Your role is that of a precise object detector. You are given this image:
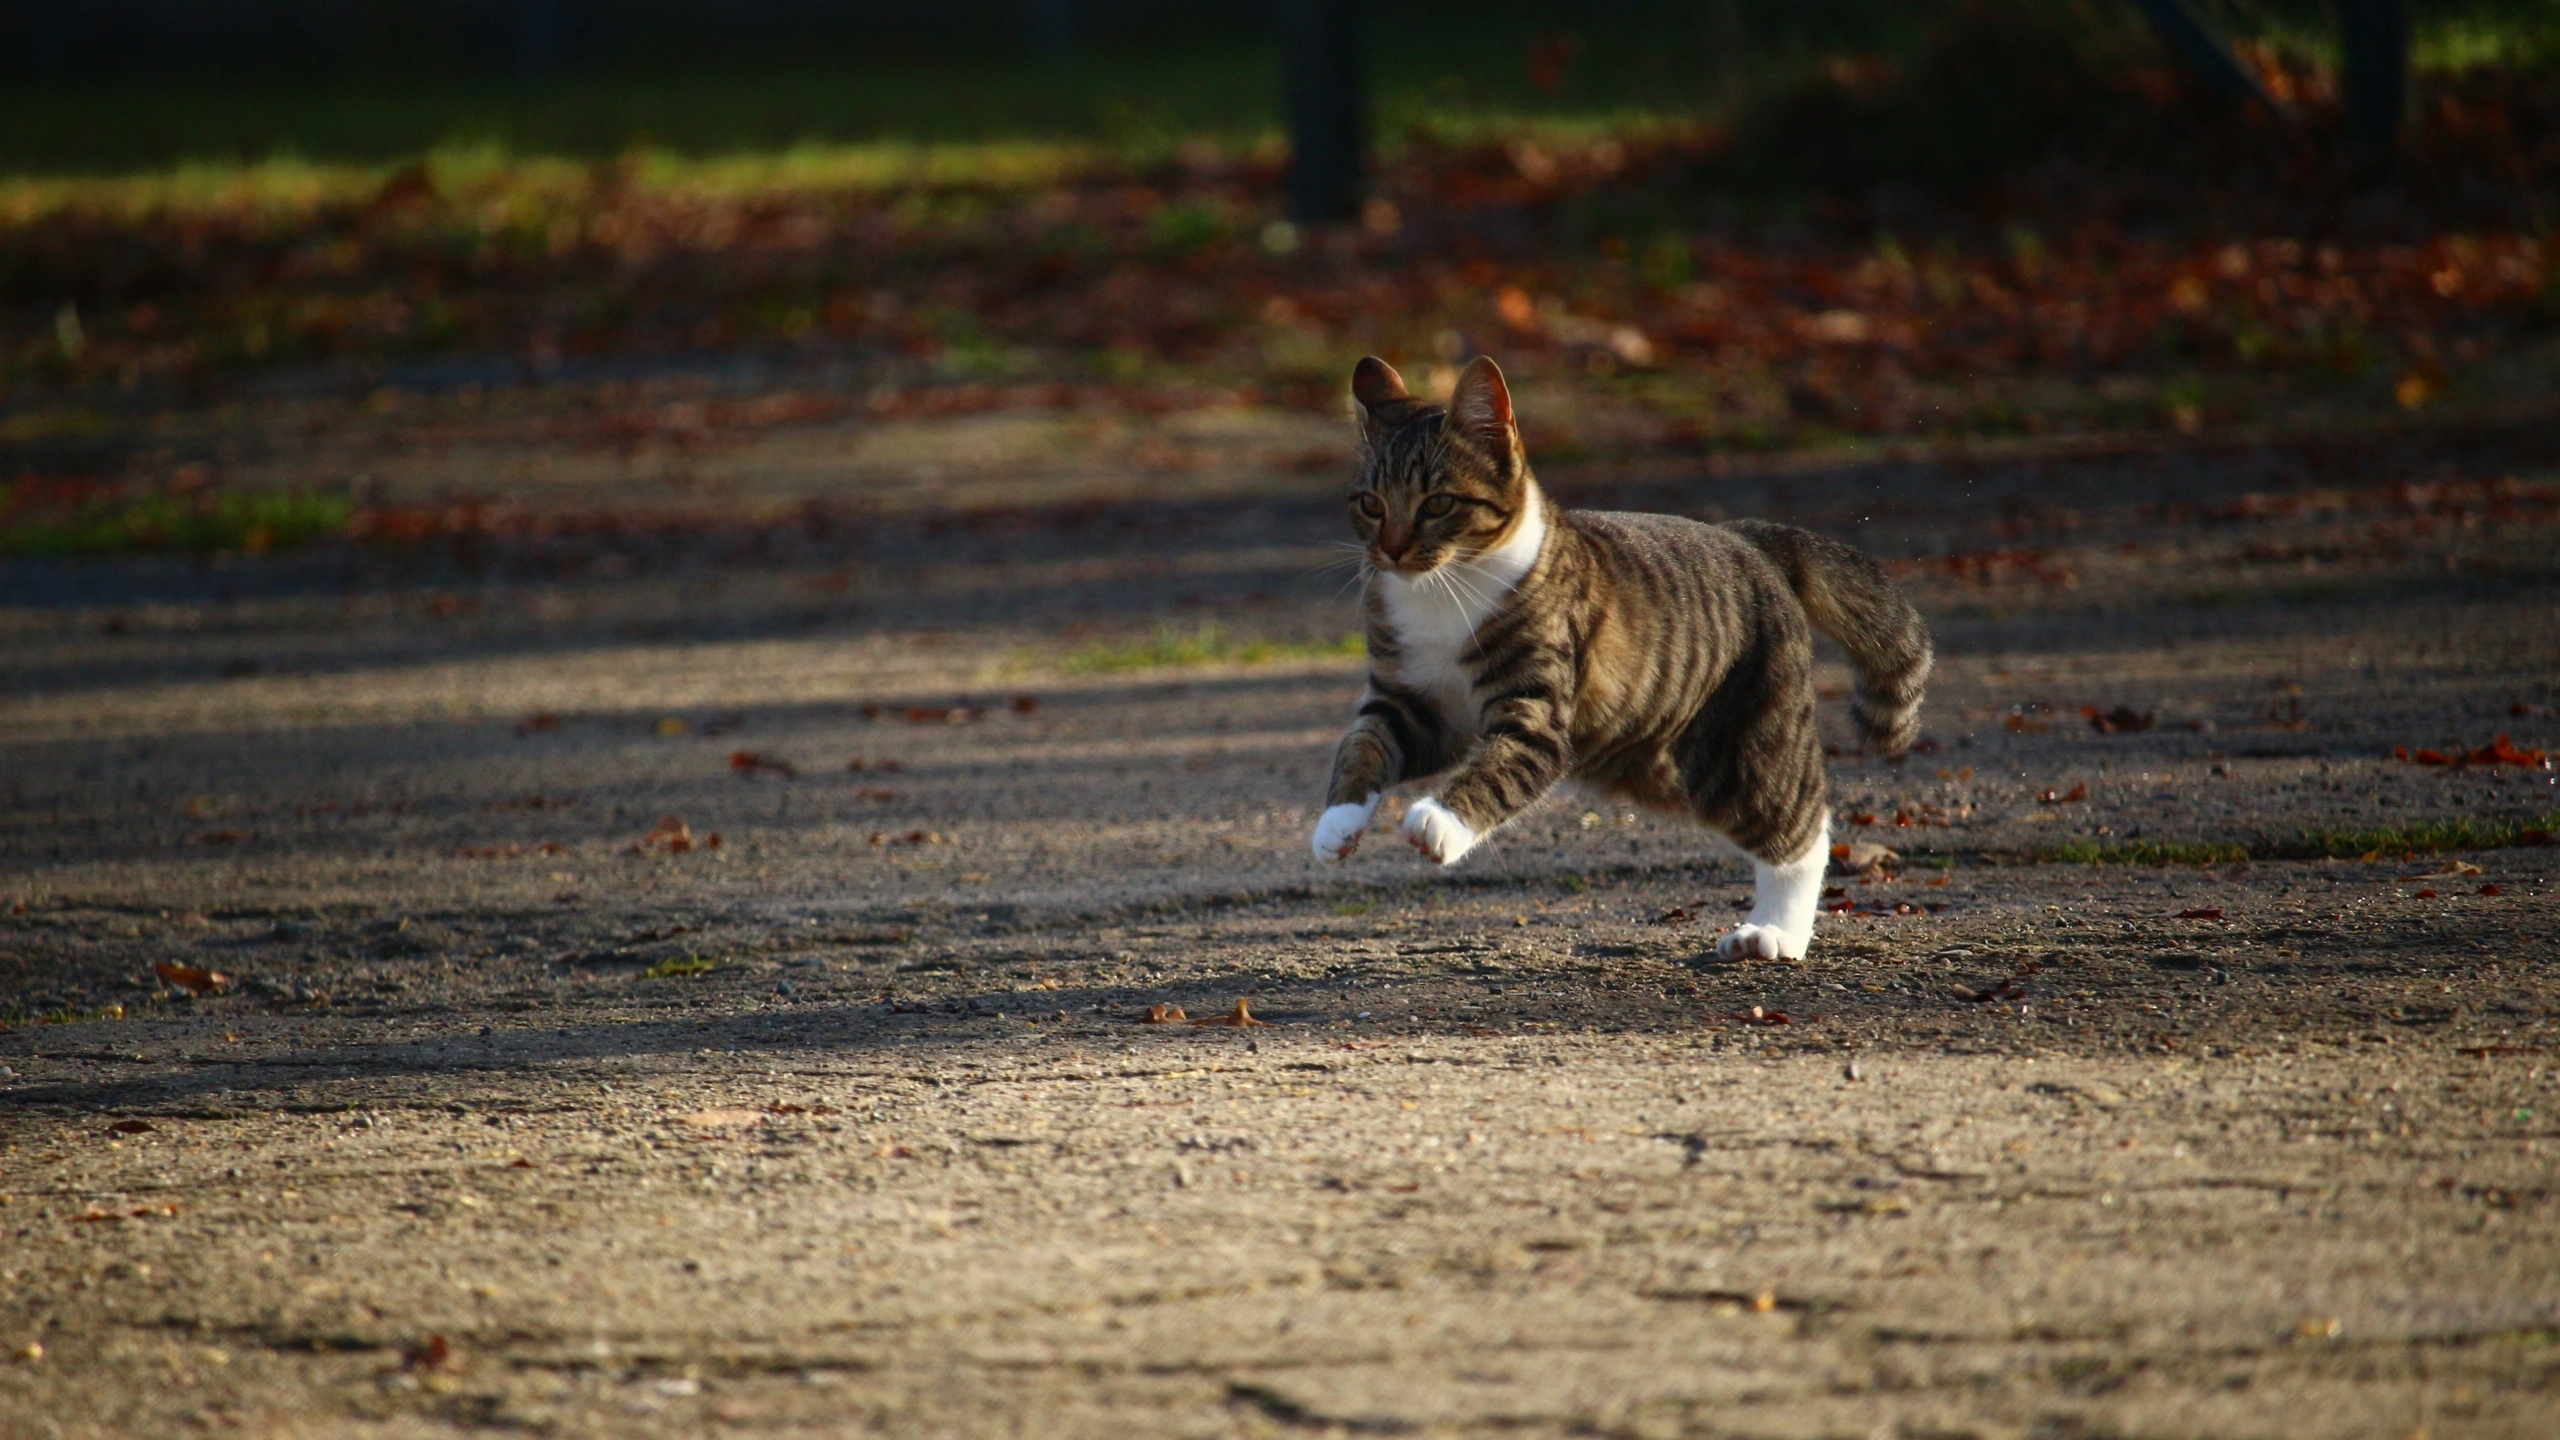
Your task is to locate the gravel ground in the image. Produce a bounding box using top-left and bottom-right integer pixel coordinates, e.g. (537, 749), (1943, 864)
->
(4, 384), (2558, 1437)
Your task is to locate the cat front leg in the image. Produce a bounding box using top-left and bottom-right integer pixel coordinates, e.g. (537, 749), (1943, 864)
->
(1406, 692), (1570, 867)
(1314, 689), (1446, 863)
(1313, 794), (1379, 863)
(1399, 796), (1479, 865)
(1716, 814), (1830, 961)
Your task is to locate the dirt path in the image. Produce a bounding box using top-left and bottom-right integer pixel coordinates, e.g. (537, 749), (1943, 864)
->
(4, 386), (2558, 1437)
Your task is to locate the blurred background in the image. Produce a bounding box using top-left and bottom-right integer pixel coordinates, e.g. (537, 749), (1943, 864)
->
(1, 0), (2555, 584)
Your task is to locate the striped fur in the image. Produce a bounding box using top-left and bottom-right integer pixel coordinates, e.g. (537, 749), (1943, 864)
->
(1319, 356), (1932, 953)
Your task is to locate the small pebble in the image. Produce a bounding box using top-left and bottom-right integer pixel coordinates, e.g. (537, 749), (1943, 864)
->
(1843, 1061), (1865, 1082)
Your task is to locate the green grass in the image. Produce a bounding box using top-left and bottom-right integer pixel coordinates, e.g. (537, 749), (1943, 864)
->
(0, 490), (352, 559)
(2042, 840), (2255, 866)
(2272, 812), (2560, 861)
(2, 1), (2555, 180)
(2040, 812), (2560, 866)
(0, 53), (1281, 178)
(639, 956), (718, 979)
(1059, 624), (1363, 675)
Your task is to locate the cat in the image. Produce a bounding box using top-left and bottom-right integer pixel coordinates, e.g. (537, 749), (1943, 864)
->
(1311, 355), (1931, 960)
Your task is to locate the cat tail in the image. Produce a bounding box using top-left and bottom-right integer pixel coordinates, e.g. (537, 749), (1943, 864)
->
(1725, 519), (1933, 756)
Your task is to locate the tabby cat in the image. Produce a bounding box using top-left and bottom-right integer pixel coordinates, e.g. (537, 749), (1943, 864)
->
(1311, 356), (1931, 960)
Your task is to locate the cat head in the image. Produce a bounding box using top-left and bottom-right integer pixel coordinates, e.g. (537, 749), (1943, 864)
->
(1344, 355), (1529, 576)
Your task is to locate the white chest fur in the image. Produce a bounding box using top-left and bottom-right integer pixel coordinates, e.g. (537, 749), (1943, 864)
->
(1375, 487), (1546, 736)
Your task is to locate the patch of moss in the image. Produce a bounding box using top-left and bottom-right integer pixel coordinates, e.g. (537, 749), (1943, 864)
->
(1, 489), (350, 558)
(1060, 624), (1362, 674)
(2042, 839), (2253, 866)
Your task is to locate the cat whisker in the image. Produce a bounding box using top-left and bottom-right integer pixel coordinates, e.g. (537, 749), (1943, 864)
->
(1423, 565), (1469, 615)
(1435, 561), (1499, 615)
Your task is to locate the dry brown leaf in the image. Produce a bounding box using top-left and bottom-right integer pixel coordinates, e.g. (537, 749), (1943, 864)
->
(153, 962), (227, 993)
(1189, 999), (1270, 1028)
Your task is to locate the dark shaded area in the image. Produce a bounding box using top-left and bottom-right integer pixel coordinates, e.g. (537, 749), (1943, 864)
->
(1692, 3), (2545, 234)
(7, 841), (2551, 1122)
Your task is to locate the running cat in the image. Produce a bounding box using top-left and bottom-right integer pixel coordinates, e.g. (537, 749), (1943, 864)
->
(1311, 355), (1931, 960)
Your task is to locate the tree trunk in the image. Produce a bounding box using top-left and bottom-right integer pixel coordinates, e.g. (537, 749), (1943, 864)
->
(2127, 0), (2273, 107)
(1283, 0), (1366, 225)
(2338, 0), (2409, 157)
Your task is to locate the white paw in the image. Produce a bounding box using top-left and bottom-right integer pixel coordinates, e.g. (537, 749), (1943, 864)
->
(1715, 923), (1806, 961)
(1312, 797), (1379, 863)
(1401, 797), (1480, 867)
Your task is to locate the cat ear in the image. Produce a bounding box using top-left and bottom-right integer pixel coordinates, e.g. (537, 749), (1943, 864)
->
(1351, 356), (1411, 415)
(1447, 356), (1517, 459)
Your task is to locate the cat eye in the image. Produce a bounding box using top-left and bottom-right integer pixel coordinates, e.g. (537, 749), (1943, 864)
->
(1419, 495), (1457, 518)
(1352, 494), (1384, 519)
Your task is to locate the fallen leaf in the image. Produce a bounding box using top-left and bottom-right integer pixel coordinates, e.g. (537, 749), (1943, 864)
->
(153, 962), (228, 993)
(1834, 840), (1897, 870)
(1008, 694), (1040, 714)
(104, 1119), (155, 1135)
(2414, 888), (2438, 899)
(2397, 735), (2547, 769)
(2174, 907), (2223, 919)
(403, 1335), (452, 1371)
(2004, 714), (2050, 733)
(2038, 783), (2088, 804)
(1189, 999), (1271, 1028)
(728, 749), (798, 778)
(1141, 1003), (1189, 1024)
(2480, 884), (2502, 896)
(633, 815), (696, 853)
(2082, 705), (2156, 734)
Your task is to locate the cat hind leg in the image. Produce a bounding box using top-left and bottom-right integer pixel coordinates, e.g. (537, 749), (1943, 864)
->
(1715, 813), (1829, 961)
